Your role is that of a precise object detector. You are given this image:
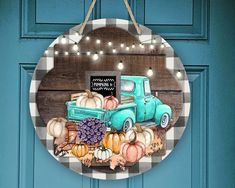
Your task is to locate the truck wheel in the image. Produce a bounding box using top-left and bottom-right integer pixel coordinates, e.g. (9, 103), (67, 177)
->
(160, 113), (170, 128)
(123, 118), (133, 132)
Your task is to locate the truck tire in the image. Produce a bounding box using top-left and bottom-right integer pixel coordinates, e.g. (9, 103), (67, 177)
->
(110, 109), (136, 131)
(123, 118), (133, 132)
(160, 113), (170, 128)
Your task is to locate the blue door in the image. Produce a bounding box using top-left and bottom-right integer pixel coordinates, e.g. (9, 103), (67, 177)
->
(1, 0), (235, 188)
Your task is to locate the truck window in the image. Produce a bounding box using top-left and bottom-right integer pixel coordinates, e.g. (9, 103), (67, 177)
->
(144, 79), (151, 95)
(121, 80), (135, 92)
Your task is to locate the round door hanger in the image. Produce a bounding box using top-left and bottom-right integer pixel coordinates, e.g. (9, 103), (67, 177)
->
(29, 19), (190, 180)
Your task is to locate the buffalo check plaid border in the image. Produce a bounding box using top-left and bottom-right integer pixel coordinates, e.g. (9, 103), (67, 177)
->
(29, 19), (190, 180)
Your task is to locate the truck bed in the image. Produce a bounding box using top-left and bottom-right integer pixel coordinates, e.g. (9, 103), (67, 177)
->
(66, 101), (136, 122)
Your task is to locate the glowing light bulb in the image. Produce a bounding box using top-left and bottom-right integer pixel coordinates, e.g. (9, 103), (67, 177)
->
(117, 61), (124, 70)
(44, 50), (48, 55)
(92, 53), (99, 61)
(153, 38), (157, 43)
(86, 36), (90, 41)
(73, 43), (79, 51)
(61, 36), (66, 44)
(120, 43), (125, 48)
(54, 51), (58, 55)
(126, 46), (130, 51)
(160, 43), (165, 49)
(86, 51), (91, 56)
(132, 44), (135, 48)
(108, 42), (112, 46)
(176, 70), (182, 78)
(96, 39), (101, 44)
(64, 51), (69, 56)
(149, 44), (154, 49)
(75, 32), (79, 36)
(77, 51), (80, 56)
(99, 50), (104, 55)
(139, 43), (144, 49)
(147, 67), (153, 77)
(112, 49), (117, 53)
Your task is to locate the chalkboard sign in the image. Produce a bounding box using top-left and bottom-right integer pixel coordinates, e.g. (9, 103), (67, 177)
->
(86, 71), (121, 101)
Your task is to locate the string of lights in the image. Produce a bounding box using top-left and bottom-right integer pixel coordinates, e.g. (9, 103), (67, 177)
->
(44, 35), (183, 78)
(54, 35), (167, 57)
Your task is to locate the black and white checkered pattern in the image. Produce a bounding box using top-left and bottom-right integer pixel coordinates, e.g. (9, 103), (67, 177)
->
(29, 19), (190, 180)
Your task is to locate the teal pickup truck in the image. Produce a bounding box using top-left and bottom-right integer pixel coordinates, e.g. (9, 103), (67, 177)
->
(66, 76), (172, 131)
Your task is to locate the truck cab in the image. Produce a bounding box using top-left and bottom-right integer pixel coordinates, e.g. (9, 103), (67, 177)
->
(121, 76), (172, 128)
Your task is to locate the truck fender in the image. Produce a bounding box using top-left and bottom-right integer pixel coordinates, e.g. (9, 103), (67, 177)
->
(154, 104), (172, 125)
(110, 109), (136, 131)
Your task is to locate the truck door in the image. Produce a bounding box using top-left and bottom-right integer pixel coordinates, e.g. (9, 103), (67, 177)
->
(143, 79), (156, 121)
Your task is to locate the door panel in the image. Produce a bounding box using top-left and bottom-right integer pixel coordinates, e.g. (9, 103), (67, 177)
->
(1, 0), (235, 188)
(20, 0), (208, 39)
(36, 0), (86, 24)
(145, 0), (193, 25)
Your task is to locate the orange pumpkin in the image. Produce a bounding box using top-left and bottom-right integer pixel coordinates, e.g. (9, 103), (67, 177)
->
(102, 130), (125, 154)
(103, 95), (119, 110)
(120, 132), (145, 163)
(71, 143), (89, 158)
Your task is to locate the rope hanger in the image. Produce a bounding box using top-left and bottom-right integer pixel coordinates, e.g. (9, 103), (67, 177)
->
(78, 0), (141, 35)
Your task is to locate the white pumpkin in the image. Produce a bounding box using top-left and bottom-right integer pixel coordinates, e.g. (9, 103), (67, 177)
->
(47, 117), (67, 138)
(76, 90), (104, 108)
(94, 146), (112, 161)
(125, 124), (154, 146)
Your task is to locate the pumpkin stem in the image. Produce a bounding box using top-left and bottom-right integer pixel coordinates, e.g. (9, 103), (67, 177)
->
(111, 127), (117, 132)
(58, 117), (66, 123)
(130, 131), (137, 144)
(135, 123), (143, 133)
(78, 141), (85, 145)
(85, 89), (93, 98)
(108, 92), (113, 99)
(100, 144), (106, 151)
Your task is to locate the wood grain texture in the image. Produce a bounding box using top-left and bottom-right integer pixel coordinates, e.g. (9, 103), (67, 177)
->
(37, 27), (182, 127)
(37, 90), (182, 126)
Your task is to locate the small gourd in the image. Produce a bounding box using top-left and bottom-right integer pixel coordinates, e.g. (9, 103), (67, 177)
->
(94, 145), (112, 161)
(125, 124), (154, 146)
(47, 117), (67, 138)
(102, 130), (125, 154)
(71, 143), (89, 158)
(76, 90), (104, 108)
(121, 132), (145, 163)
(103, 95), (119, 110)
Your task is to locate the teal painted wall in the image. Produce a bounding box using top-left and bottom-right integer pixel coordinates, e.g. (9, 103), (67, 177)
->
(0, 0), (235, 188)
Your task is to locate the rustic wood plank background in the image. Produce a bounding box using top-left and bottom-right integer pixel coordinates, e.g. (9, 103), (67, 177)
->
(37, 27), (182, 126)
